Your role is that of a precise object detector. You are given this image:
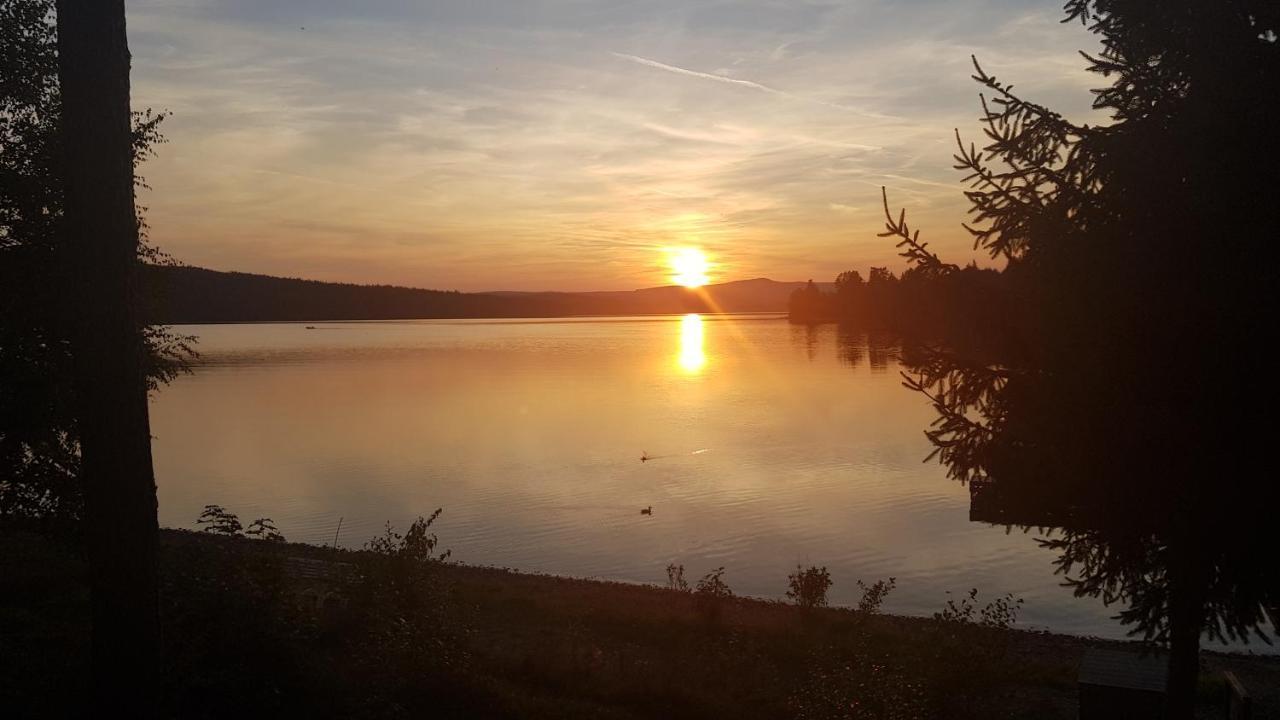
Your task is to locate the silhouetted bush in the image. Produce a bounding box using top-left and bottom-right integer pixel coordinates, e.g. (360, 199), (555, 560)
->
(243, 517), (284, 542)
(196, 504), (242, 535)
(196, 504), (284, 542)
(364, 509), (451, 564)
(152, 506), (497, 717)
(693, 567), (733, 624)
(856, 577), (897, 614)
(159, 529), (307, 716)
(665, 563), (690, 592)
(787, 565), (833, 609)
(919, 588), (1027, 716)
(933, 588), (1022, 629)
(350, 509), (463, 696)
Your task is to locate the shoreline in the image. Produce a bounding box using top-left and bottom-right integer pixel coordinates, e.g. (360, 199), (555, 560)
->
(5, 523), (1278, 717)
(161, 311), (789, 327)
(242, 527), (1278, 660)
(161, 522), (1280, 660)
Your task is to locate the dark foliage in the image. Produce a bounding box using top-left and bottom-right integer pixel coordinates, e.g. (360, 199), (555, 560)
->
(855, 577), (896, 615)
(933, 589), (1023, 630)
(0, 0), (195, 523)
(787, 252), (1005, 345)
(875, 1), (1280, 715)
(787, 565), (833, 610)
(345, 509), (478, 713)
(152, 507), (494, 718)
(788, 588), (1027, 720)
(665, 562), (690, 592)
(244, 517), (285, 542)
(195, 504), (243, 536)
(158, 532), (311, 716)
(15, 523), (1262, 718)
(692, 567), (733, 624)
(195, 504), (285, 542)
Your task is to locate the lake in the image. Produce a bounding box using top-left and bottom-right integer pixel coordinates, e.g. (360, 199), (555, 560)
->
(151, 314), (1136, 641)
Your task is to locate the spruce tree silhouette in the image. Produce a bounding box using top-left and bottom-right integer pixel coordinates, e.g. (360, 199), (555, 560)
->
(887, 2), (1279, 717)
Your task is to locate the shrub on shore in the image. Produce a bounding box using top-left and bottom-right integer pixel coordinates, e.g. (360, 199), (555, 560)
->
(693, 567), (733, 623)
(856, 577), (897, 614)
(195, 504), (284, 542)
(787, 565), (833, 610)
(155, 505), (495, 717)
(665, 563), (689, 592)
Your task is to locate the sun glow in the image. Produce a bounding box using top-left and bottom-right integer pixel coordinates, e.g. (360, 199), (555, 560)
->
(669, 247), (710, 288)
(678, 313), (706, 373)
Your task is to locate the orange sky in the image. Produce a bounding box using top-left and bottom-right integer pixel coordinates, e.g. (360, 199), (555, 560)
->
(128, 0), (1104, 291)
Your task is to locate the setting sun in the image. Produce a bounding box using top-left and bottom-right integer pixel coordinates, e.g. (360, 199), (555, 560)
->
(669, 248), (710, 288)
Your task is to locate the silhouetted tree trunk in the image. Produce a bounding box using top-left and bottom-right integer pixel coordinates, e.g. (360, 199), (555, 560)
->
(56, 1), (160, 714)
(1165, 527), (1206, 720)
(1166, 593), (1203, 720)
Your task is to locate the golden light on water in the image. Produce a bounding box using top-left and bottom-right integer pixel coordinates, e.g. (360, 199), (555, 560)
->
(669, 247), (710, 288)
(678, 313), (706, 373)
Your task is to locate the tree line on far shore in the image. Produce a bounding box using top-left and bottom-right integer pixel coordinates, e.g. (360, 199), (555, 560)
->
(141, 265), (806, 324)
(786, 262), (1003, 340)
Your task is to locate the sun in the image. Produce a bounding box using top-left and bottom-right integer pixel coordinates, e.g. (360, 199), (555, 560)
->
(669, 247), (710, 288)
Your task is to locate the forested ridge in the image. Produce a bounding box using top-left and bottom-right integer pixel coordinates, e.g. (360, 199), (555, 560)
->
(143, 265), (816, 322)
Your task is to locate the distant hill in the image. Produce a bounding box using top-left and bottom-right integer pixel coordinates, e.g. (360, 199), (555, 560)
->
(143, 265), (824, 323)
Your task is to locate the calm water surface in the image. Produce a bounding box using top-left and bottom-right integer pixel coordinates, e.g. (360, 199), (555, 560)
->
(151, 315), (1140, 641)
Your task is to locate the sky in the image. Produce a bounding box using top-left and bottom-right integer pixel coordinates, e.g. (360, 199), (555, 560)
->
(128, 0), (1106, 292)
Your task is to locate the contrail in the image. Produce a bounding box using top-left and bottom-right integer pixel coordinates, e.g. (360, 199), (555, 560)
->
(611, 52), (899, 120)
(613, 52), (785, 95)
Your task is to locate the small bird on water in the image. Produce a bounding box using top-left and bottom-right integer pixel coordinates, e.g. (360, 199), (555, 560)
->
(640, 506), (652, 515)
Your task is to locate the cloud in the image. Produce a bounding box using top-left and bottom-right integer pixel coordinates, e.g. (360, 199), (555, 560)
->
(126, 0), (1105, 291)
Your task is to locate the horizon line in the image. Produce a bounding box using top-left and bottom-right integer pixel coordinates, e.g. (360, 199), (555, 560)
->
(152, 263), (831, 296)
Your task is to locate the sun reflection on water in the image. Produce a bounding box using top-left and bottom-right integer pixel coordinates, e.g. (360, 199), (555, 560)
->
(678, 313), (706, 373)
